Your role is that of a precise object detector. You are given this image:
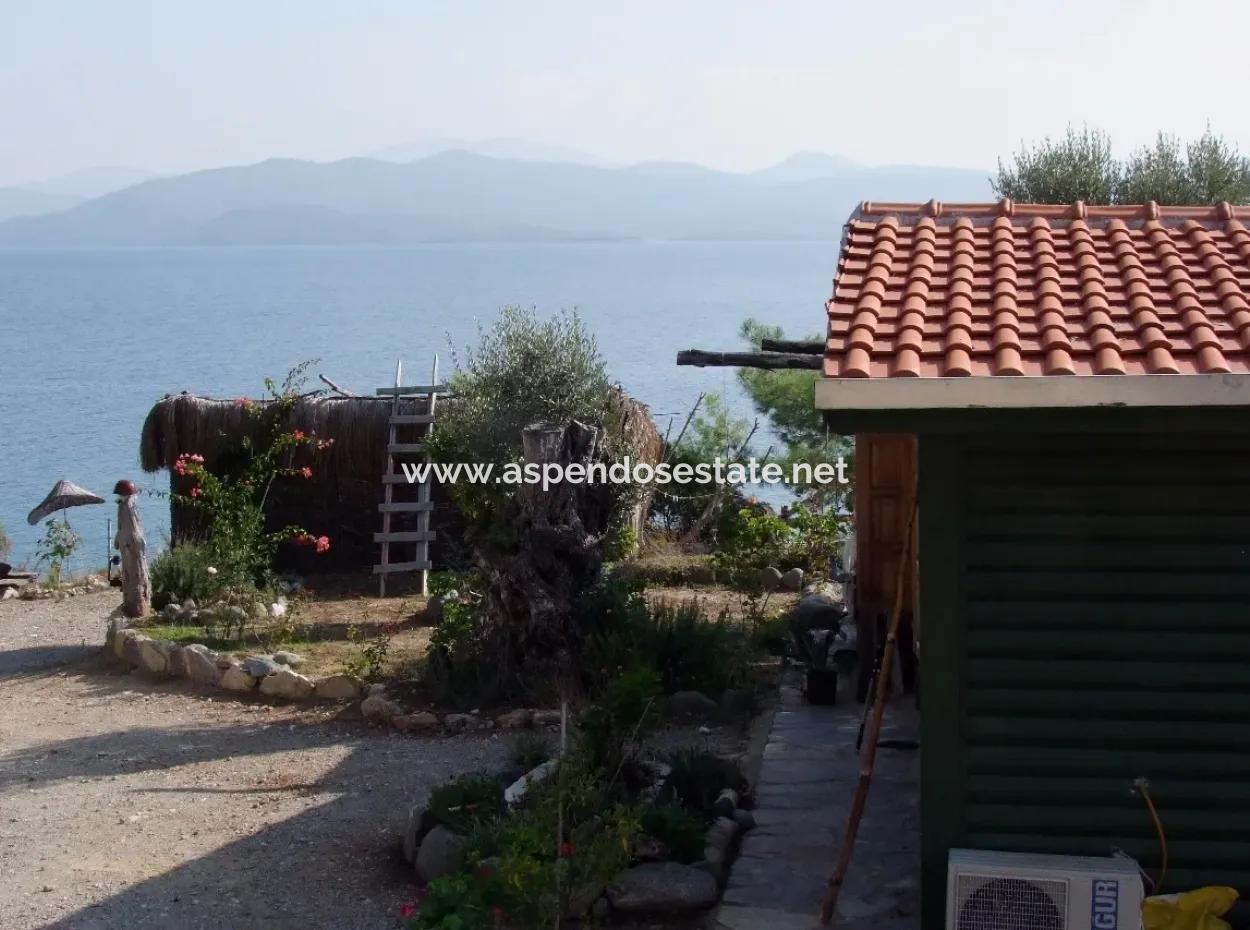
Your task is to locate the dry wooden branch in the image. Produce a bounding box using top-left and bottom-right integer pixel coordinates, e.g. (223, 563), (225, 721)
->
(819, 488), (918, 925)
(676, 349), (822, 370)
(318, 373), (358, 396)
(759, 338), (825, 355)
(115, 494), (151, 619)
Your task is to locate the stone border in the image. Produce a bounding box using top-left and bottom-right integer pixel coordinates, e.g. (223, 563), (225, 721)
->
(107, 618), (563, 735)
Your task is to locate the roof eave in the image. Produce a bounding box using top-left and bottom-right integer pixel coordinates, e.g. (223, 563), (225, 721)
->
(815, 373), (1250, 411)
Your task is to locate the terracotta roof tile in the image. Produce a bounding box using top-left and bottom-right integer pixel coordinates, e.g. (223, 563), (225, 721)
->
(825, 200), (1250, 379)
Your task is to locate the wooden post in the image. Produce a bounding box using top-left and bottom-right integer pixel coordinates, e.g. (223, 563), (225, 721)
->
(819, 490), (918, 925)
(115, 490), (151, 618)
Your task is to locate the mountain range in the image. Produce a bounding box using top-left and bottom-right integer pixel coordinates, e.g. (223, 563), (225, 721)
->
(0, 149), (991, 246)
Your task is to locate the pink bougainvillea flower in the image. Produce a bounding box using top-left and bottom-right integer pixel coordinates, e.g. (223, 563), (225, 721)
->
(399, 902), (417, 918)
(300, 467), (312, 479)
(189, 486), (202, 498)
(291, 429), (305, 440)
(233, 397), (249, 407)
(173, 460), (187, 476)
(315, 535), (331, 553)
(190, 454), (204, 463)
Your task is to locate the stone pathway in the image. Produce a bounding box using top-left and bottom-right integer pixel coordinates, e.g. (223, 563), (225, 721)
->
(715, 682), (920, 930)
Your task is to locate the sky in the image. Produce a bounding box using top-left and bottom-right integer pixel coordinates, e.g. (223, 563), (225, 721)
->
(3, 0), (1250, 187)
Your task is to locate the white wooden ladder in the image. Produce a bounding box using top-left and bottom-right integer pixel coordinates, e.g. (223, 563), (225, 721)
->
(374, 357), (445, 596)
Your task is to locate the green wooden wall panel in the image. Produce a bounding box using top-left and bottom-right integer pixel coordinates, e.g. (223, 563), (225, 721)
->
(921, 429), (1250, 927)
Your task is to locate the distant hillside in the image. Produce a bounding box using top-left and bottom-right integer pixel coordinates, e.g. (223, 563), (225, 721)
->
(25, 165), (159, 199)
(0, 187), (81, 222)
(0, 151), (992, 246)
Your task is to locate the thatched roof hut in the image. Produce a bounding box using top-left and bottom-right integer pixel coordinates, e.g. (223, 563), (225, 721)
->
(140, 388), (661, 573)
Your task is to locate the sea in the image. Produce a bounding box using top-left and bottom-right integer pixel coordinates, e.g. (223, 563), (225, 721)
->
(0, 241), (837, 570)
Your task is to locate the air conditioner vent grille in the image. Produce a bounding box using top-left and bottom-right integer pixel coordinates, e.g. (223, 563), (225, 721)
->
(955, 875), (1068, 930)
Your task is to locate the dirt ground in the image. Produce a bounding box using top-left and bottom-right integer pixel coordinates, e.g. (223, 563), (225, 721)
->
(0, 591), (504, 930)
(0, 592), (753, 930)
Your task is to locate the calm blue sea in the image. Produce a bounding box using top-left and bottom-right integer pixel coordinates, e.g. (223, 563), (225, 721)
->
(0, 241), (836, 569)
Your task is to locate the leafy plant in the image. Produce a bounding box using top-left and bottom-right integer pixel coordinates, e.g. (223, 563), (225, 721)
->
(342, 624), (393, 682)
(508, 731), (554, 772)
(577, 667), (662, 773)
(169, 362), (332, 594)
(149, 541), (220, 609)
(405, 872), (499, 930)
(36, 518), (81, 587)
(640, 803), (706, 863)
(579, 578), (750, 699)
(428, 773), (507, 835)
(666, 748), (746, 818)
(715, 502), (844, 592)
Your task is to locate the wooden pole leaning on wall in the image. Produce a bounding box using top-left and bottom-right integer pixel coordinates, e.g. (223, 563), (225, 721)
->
(818, 485), (918, 925)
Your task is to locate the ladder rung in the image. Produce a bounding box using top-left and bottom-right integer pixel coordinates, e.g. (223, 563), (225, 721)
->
(387, 443), (425, 453)
(390, 414), (434, 425)
(376, 384), (448, 396)
(382, 473), (432, 484)
(373, 560), (433, 574)
(373, 531), (436, 543)
(378, 501), (435, 513)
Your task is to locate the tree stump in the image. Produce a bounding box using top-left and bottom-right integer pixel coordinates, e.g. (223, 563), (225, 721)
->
(115, 492), (151, 618)
(473, 420), (616, 696)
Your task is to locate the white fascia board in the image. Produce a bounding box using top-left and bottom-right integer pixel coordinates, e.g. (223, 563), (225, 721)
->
(814, 374), (1250, 410)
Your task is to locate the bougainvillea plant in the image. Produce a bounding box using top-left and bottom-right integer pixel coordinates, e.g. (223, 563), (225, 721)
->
(172, 363), (333, 593)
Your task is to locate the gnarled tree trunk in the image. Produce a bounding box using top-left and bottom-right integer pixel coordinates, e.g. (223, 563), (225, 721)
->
(474, 420), (616, 696)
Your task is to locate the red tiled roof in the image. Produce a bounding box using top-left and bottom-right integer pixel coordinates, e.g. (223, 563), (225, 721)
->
(825, 200), (1250, 378)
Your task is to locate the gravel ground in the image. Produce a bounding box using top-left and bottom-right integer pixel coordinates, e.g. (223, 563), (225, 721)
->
(0, 592), (504, 930)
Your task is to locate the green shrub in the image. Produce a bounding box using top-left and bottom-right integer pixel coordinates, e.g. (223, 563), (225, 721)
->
(406, 872), (499, 930)
(640, 803), (706, 863)
(715, 502), (845, 592)
(421, 594), (507, 707)
(150, 542), (220, 609)
(508, 731), (554, 772)
(667, 748), (746, 817)
(578, 667), (662, 773)
(611, 553), (716, 587)
(427, 773), (506, 834)
(579, 578), (749, 699)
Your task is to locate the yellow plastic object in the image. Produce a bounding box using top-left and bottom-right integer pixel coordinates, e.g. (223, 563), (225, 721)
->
(1142, 886), (1239, 930)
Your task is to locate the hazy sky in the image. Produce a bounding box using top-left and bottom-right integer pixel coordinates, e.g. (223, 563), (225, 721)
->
(4, 0), (1249, 187)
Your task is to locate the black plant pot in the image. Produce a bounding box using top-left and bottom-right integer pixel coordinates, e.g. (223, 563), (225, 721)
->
(805, 667), (839, 705)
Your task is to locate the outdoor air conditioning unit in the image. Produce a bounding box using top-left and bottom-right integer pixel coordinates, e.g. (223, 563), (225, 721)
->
(946, 848), (1144, 930)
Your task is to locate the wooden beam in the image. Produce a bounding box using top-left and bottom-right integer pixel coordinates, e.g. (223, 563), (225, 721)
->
(676, 349), (822, 370)
(760, 338), (825, 355)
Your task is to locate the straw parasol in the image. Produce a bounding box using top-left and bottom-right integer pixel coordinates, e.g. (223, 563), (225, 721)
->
(27, 479), (105, 525)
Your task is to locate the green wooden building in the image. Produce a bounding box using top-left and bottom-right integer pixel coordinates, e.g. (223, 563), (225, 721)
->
(819, 200), (1250, 927)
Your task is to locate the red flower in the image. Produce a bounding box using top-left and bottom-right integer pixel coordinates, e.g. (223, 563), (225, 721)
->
(399, 901), (417, 918)
(291, 429), (305, 440)
(173, 459), (186, 476)
(315, 535), (331, 553)
(189, 486), (202, 498)
(233, 397), (250, 407)
(492, 907), (506, 924)
(301, 467), (312, 479)
(559, 841), (573, 858)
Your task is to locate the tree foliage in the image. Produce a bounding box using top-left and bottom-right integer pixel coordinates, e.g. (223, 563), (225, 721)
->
(736, 318), (851, 506)
(994, 125), (1250, 205)
(431, 306), (612, 469)
(993, 125), (1120, 205)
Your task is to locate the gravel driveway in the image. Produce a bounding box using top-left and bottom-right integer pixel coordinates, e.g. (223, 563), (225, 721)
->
(0, 592), (504, 930)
